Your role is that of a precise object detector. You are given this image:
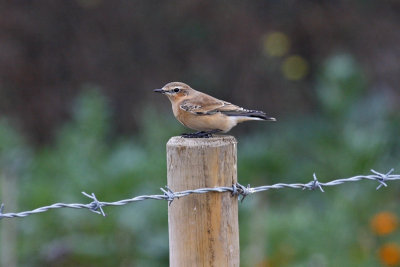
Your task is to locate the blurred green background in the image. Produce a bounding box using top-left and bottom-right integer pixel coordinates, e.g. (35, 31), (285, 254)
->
(1, 1), (400, 266)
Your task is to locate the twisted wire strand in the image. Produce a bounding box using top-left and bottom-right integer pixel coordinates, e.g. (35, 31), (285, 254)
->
(0, 169), (399, 220)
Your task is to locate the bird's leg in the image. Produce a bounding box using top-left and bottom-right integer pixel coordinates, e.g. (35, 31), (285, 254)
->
(181, 131), (208, 138)
(205, 129), (222, 137)
(181, 132), (197, 138)
(181, 129), (222, 138)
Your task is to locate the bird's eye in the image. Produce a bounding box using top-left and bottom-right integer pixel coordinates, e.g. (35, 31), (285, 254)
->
(173, 88), (180, 93)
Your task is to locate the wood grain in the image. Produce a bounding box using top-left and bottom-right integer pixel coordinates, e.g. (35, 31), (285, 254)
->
(167, 135), (239, 267)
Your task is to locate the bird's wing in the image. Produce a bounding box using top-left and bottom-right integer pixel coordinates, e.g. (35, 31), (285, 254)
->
(180, 97), (244, 115)
(180, 95), (274, 120)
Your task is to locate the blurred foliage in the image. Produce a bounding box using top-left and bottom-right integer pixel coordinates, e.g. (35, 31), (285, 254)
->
(1, 0), (399, 142)
(0, 54), (400, 266)
(0, 119), (31, 174)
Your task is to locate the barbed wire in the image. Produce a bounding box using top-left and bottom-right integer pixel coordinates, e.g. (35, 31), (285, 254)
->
(0, 169), (399, 220)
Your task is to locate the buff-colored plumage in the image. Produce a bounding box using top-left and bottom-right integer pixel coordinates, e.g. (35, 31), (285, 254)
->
(154, 82), (276, 137)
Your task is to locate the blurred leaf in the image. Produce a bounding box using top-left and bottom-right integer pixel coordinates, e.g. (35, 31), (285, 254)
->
(316, 54), (367, 117)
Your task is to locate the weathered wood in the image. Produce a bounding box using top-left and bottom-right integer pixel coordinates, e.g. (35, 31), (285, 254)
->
(167, 135), (239, 267)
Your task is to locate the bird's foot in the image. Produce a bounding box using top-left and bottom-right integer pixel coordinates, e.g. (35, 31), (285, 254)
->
(181, 130), (221, 138)
(181, 131), (212, 138)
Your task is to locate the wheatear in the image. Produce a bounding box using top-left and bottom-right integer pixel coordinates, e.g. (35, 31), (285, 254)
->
(154, 82), (276, 138)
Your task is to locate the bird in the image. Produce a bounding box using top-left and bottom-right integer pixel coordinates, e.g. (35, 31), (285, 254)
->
(154, 82), (276, 138)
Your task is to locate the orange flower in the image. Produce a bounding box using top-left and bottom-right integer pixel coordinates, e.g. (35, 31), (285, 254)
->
(379, 243), (400, 266)
(371, 212), (398, 236)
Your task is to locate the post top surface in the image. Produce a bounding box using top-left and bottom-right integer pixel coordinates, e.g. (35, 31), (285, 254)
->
(167, 135), (237, 148)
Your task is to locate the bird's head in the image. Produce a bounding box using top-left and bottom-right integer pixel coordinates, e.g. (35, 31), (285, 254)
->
(153, 82), (193, 102)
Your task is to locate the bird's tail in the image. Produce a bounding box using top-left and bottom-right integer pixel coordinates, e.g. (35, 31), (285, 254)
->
(223, 109), (276, 121)
(246, 111), (276, 121)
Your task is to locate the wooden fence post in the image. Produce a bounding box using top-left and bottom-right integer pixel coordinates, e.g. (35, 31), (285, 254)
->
(167, 135), (239, 267)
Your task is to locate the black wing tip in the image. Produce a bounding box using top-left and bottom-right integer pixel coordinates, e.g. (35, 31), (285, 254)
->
(265, 116), (277, 121)
(246, 110), (276, 121)
(223, 110), (277, 121)
(251, 114), (277, 121)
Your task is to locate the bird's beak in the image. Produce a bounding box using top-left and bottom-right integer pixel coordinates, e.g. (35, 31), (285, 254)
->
(153, 89), (165, 94)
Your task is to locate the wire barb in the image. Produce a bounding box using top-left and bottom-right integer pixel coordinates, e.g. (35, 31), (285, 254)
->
(305, 173), (325, 192)
(371, 169), (393, 190)
(82, 192), (106, 217)
(0, 168), (399, 220)
(236, 183), (253, 202)
(160, 186), (175, 206)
